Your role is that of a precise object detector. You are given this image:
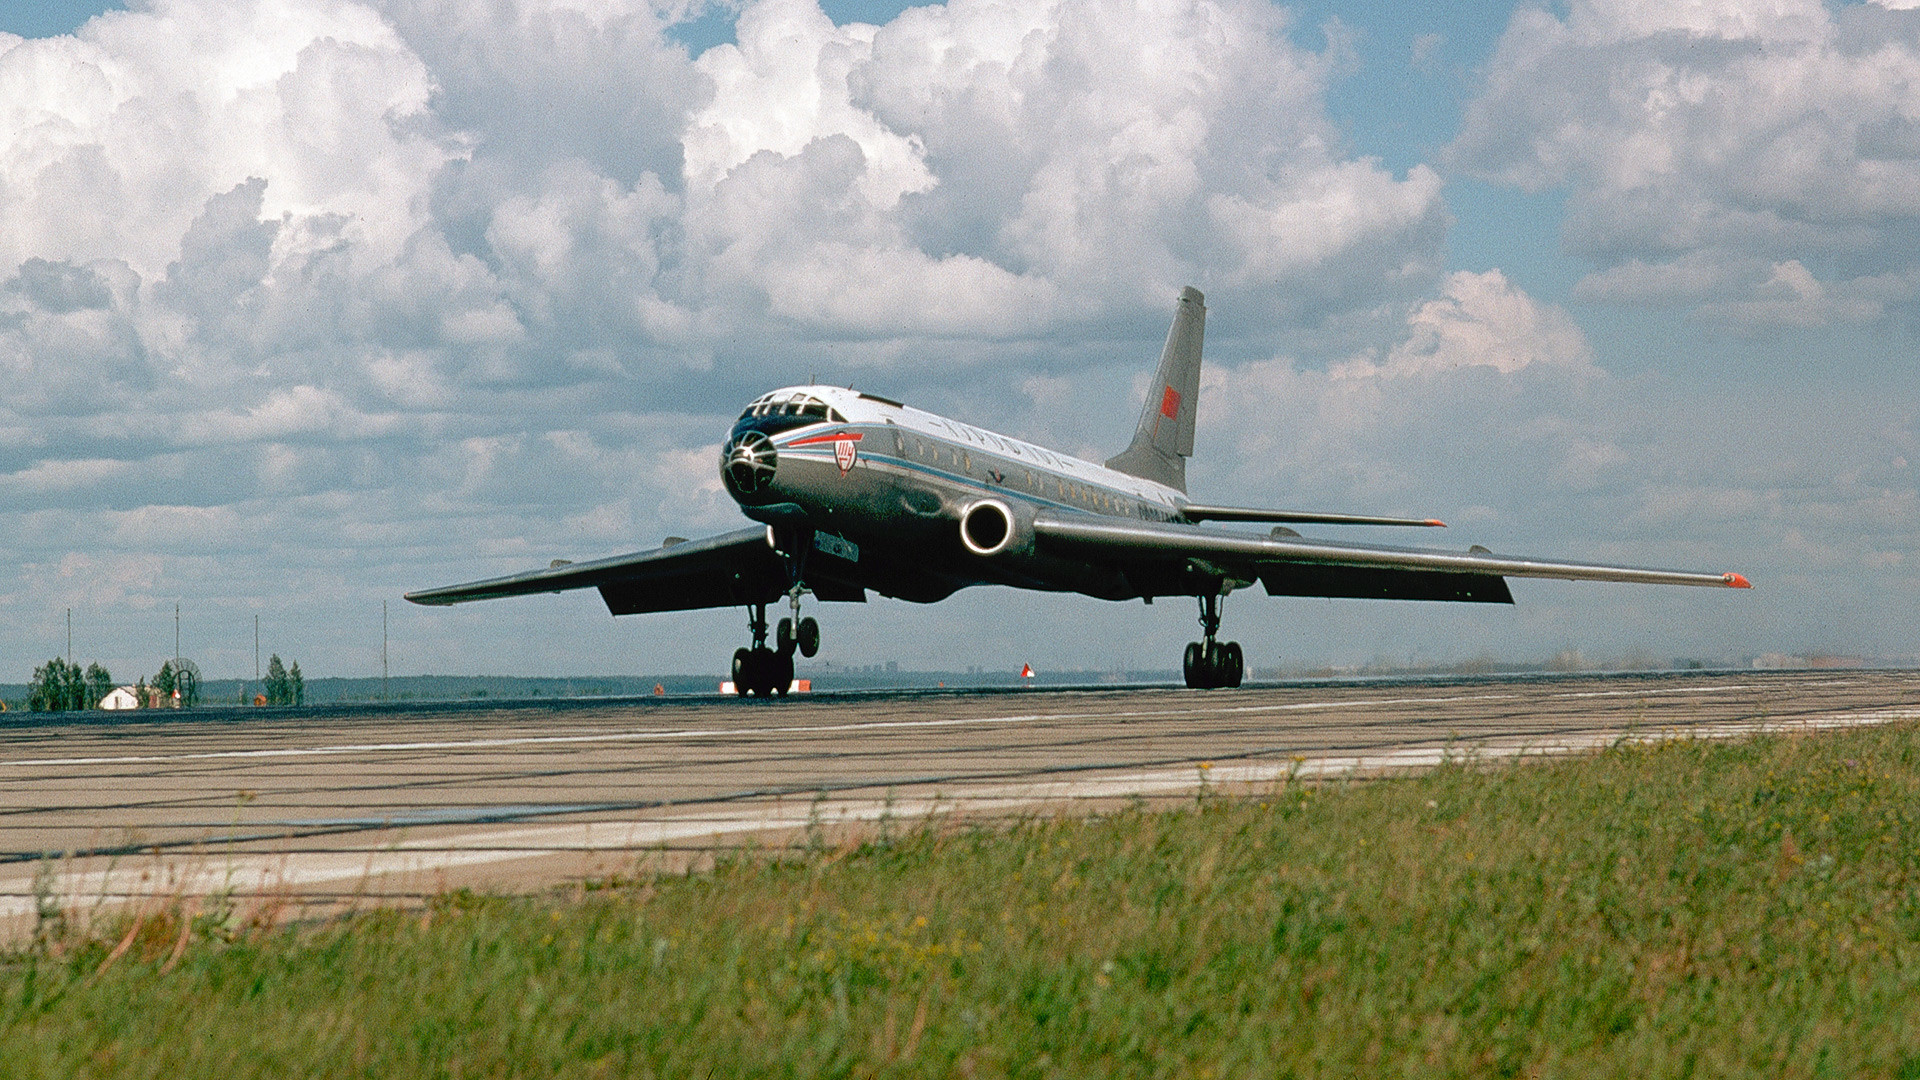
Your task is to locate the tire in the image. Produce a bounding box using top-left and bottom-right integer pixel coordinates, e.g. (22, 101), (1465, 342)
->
(1183, 641), (1205, 689)
(1223, 641), (1244, 688)
(772, 651), (795, 696)
(776, 618), (795, 655)
(732, 647), (751, 692)
(797, 617), (820, 658)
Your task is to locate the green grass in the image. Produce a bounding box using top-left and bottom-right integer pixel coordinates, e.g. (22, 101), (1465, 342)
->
(10, 726), (1920, 1078)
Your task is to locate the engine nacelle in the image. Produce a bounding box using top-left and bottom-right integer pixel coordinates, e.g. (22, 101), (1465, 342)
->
(959, 498), (1035, 557)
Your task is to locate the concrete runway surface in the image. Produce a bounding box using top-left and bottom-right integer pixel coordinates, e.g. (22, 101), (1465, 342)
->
(2, 670), (1915, 933)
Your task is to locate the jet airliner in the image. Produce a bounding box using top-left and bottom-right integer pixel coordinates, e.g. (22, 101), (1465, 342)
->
(407, 287), (1750, 694)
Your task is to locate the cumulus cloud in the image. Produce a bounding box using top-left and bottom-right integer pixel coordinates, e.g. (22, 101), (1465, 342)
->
(1336, 269), (1594, 378)
(682, 0), (1444, 334)
(1454, 0), (1920, 329)
(0, 0), (1905, 678)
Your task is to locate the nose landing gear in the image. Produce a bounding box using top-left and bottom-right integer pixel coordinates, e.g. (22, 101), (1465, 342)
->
(1182, 593), (1243, 689)
(731, 589), (821, 698)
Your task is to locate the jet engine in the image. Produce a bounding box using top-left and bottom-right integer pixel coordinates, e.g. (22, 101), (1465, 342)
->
(959, 498), (1035, 557)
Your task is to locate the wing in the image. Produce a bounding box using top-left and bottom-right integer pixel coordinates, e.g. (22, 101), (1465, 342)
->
(1033, 515), (1750, 603)
(1178, 504), (1447, 528)
(404, 527), (804, 615)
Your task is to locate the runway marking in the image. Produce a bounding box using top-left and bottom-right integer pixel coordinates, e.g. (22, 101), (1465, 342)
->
(3, 702), (1911, 924)
(1546, 683), (1752, 699)
(0, 690), (1555, 769)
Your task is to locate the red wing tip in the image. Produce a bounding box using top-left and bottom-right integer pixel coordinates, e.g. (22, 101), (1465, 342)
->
(1723, 572), (1752, 589)
(1425, 519), (1447, 528)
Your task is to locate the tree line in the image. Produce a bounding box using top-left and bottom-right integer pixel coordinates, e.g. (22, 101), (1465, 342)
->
(263, 654), (305, 706)
(25, 658), (114, 711)
(22, 654), (303, 711)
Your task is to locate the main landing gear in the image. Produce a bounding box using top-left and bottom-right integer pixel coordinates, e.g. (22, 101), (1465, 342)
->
(731, 589), (820, 698)
(1182, 593), (1244, 689)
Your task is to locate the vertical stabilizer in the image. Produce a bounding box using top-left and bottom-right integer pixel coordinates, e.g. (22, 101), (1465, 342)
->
(1105, 286), (1204, 492)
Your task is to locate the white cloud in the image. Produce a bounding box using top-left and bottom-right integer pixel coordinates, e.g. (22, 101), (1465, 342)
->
(1331, 269), (1594, 378)
(681, 0), (1444, 333)
(1454, 0), (1920, 330)
(0, 0), (1905, 678)
(0, 0), (446, 278)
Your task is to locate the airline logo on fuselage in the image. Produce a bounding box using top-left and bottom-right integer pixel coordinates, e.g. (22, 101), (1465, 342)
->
(787, 431), (863, 476)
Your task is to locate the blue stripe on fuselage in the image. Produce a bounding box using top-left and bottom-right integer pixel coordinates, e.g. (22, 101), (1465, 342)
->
(773, 425), (1176, 522)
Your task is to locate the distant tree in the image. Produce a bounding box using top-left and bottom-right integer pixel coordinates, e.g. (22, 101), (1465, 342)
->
(265, 654), (289, 705)
(83, 663), (112, 710)
(60, 661), (84, 710)
(153, 661), (176, 703)
(26, 658), (110, 711)
(134, 677), (148, 708)
(290, 661), (305, 706)
(27, 659), (66, 711)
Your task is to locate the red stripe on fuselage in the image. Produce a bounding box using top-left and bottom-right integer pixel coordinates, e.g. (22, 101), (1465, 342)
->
(785, 432), (864, 447)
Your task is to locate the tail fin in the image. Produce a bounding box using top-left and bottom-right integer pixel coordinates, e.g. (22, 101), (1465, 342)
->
(1105, 286), (1204, 492)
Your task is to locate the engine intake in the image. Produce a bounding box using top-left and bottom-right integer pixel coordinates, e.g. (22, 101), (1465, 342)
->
(722, 430), (777, 495)
(960, 499), (1033, 557)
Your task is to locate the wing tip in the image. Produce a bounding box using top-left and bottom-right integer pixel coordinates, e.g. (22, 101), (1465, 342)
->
(1723, 572), (1752, 589)
(1425, 519), (1447, 528)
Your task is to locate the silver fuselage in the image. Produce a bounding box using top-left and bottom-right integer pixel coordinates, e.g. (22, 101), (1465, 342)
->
(720, 385), (1201, 604)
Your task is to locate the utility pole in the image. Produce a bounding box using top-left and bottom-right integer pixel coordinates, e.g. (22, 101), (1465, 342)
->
(382, 600), (389, 702)
(254, 615), (260, 682)
(174, 603), (180, 671)
(66, 608), (72, 665)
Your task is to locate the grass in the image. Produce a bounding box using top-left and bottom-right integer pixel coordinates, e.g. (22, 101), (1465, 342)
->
(8, 725), (1920, 1078)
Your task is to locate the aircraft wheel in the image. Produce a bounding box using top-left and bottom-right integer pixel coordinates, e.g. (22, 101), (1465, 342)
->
(1183, 641), (1204, 689)
(732, 648), (752, 692)
(742, 646), (785, 697)
(772, 650), (795, 696)
(1222, 641), (1244, 688)
(797, 617), (820, 658)
(776, 618), (796, 656)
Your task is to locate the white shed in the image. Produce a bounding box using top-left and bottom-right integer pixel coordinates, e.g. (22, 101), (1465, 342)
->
(100, 686), (141, 711)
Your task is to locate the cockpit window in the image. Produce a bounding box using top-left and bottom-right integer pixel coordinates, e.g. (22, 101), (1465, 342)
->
(735, 393), (847, 432)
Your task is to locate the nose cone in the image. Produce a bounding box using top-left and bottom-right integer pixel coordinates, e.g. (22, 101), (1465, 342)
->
(721, 430), (778, 500)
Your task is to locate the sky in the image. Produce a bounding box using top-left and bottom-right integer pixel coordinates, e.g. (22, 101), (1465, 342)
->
(1, 0), (1915, 683)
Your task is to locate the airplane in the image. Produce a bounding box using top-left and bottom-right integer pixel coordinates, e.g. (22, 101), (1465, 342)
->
(407, 286), (1750, 694)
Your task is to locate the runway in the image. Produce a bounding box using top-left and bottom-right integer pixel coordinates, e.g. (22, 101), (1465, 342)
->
(2, 669), (1915, 932)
